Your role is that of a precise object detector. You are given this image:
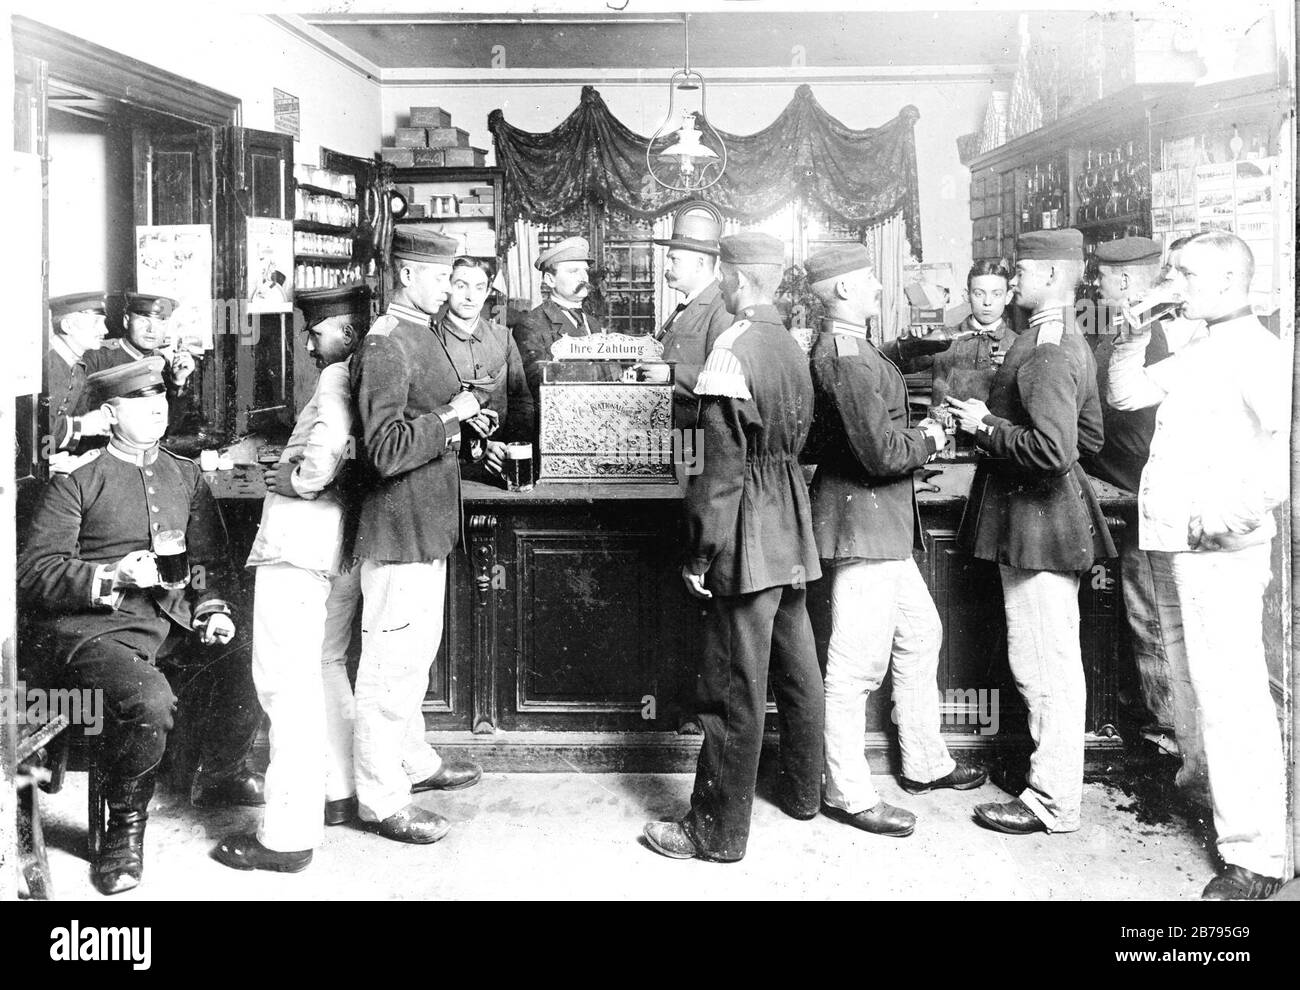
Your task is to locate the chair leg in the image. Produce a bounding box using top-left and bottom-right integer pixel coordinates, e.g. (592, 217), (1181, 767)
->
(87, 746), (107, 863)
(41, 728), (71, 795)
(17, 774), (53, 900)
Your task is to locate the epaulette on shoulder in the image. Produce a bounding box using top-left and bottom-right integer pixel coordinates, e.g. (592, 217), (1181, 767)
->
(833, 335), (860, 357)
(712, 319), (753, 350)
(1036, 321), (1065, 347)
(367, 315), (399, 337)
(54, 448), (104, 477)
(695, 344), (752, 401)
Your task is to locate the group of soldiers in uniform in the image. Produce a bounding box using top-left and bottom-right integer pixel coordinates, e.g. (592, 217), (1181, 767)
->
(17, 202), (1286, 900)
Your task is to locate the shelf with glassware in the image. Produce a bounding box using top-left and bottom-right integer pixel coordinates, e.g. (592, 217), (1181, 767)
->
(389, 166), (504, 261)
(292, 163), (370, 292)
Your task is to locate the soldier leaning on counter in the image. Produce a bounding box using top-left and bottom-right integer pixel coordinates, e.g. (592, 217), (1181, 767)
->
(17, 358), (263, 896)
(433, 256), (535, 482)
(643, 232), (824, 863)
(651, 201), (732, 430)
(51, 292), (197, 464)
(214, 285), (371, 874)
(946, 227), (1115, 837)
(349, 227), (483, 845)
(803, 243), (987, 841)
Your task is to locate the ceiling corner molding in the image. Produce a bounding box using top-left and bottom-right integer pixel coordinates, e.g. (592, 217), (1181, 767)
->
(381, 64), (1018, 88)
(263, 13), (384, 83)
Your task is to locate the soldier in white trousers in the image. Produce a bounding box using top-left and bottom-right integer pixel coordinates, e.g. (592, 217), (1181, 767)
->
(214, 285), (368, 873)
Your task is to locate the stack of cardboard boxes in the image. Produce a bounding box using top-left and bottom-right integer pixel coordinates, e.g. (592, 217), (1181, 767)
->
(379, 106), (489, 168)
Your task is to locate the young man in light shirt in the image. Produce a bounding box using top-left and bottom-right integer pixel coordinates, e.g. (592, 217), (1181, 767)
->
(214, 285), (369, 873)
(1108, 231), (1289, 900)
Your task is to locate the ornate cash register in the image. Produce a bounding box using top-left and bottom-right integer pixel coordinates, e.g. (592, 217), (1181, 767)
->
(537, 331), (677, 483)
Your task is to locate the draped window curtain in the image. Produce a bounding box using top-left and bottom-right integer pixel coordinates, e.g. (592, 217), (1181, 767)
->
(491, 85), (922, 253)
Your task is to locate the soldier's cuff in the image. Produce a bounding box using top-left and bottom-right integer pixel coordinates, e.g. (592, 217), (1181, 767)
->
(435, 405), (461, 450)
(194, 599), (232, 623)
(91, 564), (123, 610)
(973, 415), (1005, 451)
(65, 417), (81, 448)
(289, 469), (320, 500)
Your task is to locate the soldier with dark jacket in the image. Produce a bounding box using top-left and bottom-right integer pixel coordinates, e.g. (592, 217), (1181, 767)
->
(51, 293), (195, 462)
(804, 244), (987, 841)
(349, 228), (483, 846)
(434, 257), (535, 482)
(643, 233), (823, 863)
(18, 358), (263, 895)
(946, 228), (1115, 836)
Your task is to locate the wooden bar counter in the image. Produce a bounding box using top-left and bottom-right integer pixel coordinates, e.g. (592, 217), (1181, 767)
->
(210, 461), (1134, 771)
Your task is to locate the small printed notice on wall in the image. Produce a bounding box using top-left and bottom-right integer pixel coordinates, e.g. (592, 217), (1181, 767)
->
(274, 89), (301, 139)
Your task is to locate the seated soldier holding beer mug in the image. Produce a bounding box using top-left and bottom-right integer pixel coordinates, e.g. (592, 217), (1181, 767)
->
(17, 357), (264, 896)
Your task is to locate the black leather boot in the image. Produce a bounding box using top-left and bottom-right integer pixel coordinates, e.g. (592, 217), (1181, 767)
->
(93, 768), (156, 896)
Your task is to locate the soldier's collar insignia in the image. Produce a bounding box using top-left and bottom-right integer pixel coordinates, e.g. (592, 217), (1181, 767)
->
(106, 440), (160, 467)
(821, 318), (870, 340)
(1028, 306), (1072, 328)
(388, 301), (433, 326)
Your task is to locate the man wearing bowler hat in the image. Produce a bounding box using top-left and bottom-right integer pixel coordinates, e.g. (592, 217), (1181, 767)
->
(18, 357), (263, 894)
(803, 243), (987, 840)
(643, 232), (824, 863)
(349, 227), (483, 846)
(214, 284), (370, 874)
(946, 228), (1114, 836)
(651, 201), (732, 430)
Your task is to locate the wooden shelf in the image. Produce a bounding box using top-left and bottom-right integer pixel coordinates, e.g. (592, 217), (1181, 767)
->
(397, 215), (492, 224)
(1072, 212), (1147, 230)
(294, 252), (353, 263)
(296, 181), (354, 201)
(389, 165), (505, 184)
(293, 219), (355, 235)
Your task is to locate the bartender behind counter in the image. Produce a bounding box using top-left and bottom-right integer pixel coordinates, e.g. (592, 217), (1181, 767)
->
(434, 257), (535, 481)
(513, 236), (599, 414)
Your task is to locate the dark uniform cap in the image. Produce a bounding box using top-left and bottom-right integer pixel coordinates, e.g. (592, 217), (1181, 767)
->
(718, 232), (785, 267)
(1095, 236), (1162, 266)
(296, 284), (371, 326)
(1016, 228), (1083, 262)
(392, 227), (459, 265)
(805, 243), (872, 284)
(534, 236), (593, 272)
(85, 356), (167, 407)
(50, 292), (108, 321)
(123, 292), (177, 320)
